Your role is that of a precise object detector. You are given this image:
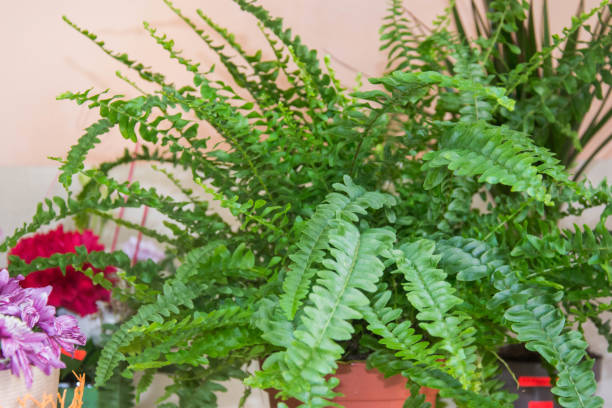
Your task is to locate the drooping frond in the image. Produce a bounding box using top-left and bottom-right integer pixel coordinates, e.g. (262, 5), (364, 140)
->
(367, 349), (511, 408)
(250, 223), (395, 406)
(97, 363), (136, 408)
(279, 176), (396, 319)
(505, 289), (602, 408)
(7, 248), (162, 291)
(360, 290), (441, 367)
(422, 121), (567, 204)
(395, 240), (478, 390)
(95, 277), (201, 386)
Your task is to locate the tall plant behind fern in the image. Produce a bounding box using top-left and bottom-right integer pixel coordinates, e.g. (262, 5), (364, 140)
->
(2, 1), (612, 408)
(383, 0), (612, 178)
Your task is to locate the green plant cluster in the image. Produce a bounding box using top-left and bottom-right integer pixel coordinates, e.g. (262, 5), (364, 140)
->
(447, 0), (612, 178)
(2, 1), (612, 407)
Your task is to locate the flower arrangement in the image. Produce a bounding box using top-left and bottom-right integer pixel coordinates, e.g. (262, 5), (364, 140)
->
(0, 269), (86, 387)
(9, 226), (114, 317)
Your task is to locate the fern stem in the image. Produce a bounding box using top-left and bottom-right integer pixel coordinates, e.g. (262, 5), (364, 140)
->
(480, 9), (507, 67)
(115, 71), (148, 96)
(483, 198), (532, 241)
(350, 108), (387, 177)
(489, 349), (518, 389)
(89, 209), (178, 245)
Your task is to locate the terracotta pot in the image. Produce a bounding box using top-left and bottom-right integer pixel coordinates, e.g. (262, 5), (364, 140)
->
(267, 361), (438, 407)
(0, 367), (59, 408)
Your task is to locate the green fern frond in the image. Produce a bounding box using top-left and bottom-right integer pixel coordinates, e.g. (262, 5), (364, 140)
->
(62, 16), (167, 86)
(6, 249), (146, 290)
(505, 0), (610, 94)
(95, 278), (202, 386)
(231, 0), (336, 105)
(194, 178), (289, 241)
(436, 237), (508, 282)
(370, 70), (515, 112)
(367, 349), (510, 408)
(135, 369), (155, 404)
(434, 176), (478, 232)
(97, 363), (136, 408)
(279, 175), (396, 319)
(53, 117), (114, 188)
(0, 188), (169, 253)
(360, 290), (441, 367)
(505, 288), (603, 408)
(161, 0), (253, 97)
(423, 121), (560, 204)
(402, 383), (432, 408)
(187, 5), (286, 109)
(453, 47), (495, 123)
(380, 0), (419, 72)
(251, 222), (395, 406)
(395, 239), (478, 390)
(252, 297), (295, 348)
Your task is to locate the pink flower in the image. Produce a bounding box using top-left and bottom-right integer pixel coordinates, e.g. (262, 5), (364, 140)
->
(0, 314), (48, 386)
(0, 269), (86, 388)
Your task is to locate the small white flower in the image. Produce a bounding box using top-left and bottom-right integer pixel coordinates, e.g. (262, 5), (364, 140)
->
(121, 237), (165, 263)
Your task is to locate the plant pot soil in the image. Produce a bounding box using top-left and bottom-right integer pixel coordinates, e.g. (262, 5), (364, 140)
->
(267, 361), (437, 408)
(0, 367), (59, 408)
(497, 344), (602, 408)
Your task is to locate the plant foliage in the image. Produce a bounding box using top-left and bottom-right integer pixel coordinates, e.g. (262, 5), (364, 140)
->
(3, 1), (612, 407)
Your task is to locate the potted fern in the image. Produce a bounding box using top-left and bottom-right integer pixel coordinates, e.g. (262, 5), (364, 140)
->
(2, 1), (611, 407)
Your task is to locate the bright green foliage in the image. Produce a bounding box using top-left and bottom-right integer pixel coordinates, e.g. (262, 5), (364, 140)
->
(422, 121), (562, 204)
(505, 289), (602, 408)
(448, 0), (612, 178)
(3, 1), (612, 407)
(279, 176), (396, 320)
(360, 290), (440, 367)
(250, 199), (396, 405)
(402, 382), (432, 408)
(95, 277), (201, 386)
(395, 240), (478, 390)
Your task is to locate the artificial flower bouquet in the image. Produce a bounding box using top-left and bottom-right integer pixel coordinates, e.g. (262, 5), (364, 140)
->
(7, 225), (114, 391)
(0, 268), (85, 406)
(4, 223), (165, 407)
(9, 225), (114, 317)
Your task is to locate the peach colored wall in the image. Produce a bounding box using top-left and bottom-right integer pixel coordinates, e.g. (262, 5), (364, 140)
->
(1, 0), (608, 166)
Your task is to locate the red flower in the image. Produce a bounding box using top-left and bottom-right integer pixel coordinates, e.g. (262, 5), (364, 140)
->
(9, 226), (114, 316)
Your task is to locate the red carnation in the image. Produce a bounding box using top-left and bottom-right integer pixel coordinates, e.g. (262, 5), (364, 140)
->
(9, 225), (114, 316)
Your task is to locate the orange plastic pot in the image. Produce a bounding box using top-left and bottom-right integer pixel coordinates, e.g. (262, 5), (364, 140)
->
(267, 361), (438, 407)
